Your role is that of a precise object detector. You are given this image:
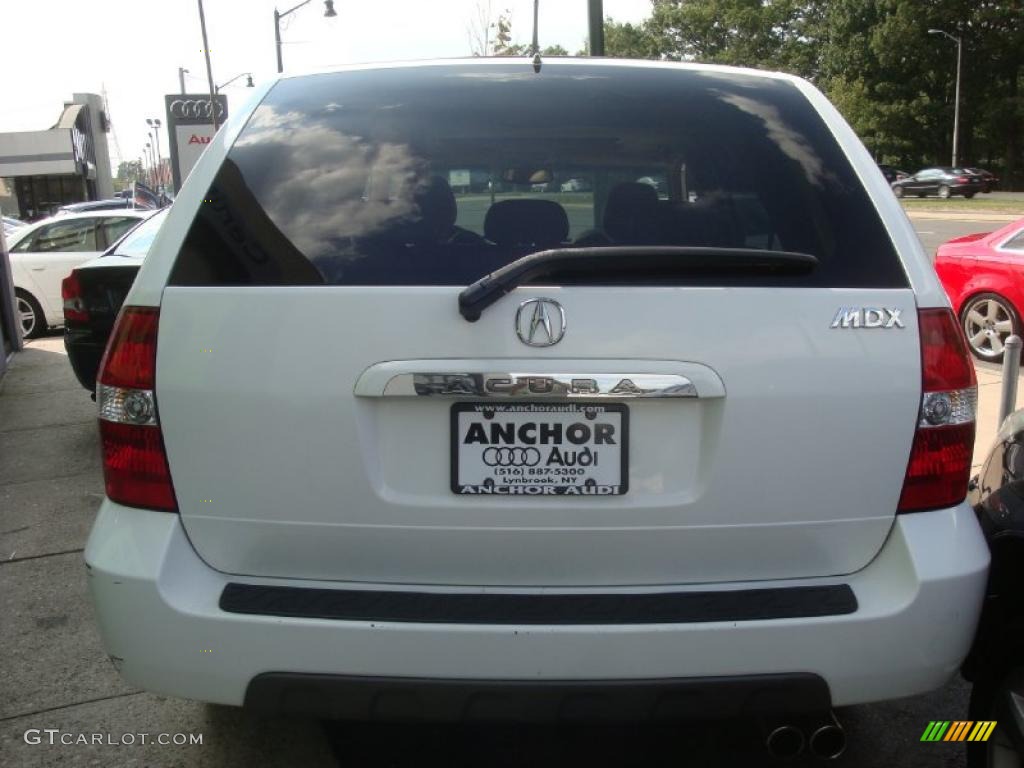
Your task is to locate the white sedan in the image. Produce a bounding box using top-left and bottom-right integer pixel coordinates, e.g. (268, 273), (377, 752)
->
(7, 210), (148, 337)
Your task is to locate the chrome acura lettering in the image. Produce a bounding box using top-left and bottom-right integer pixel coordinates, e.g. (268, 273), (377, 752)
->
(830, 307), (905, 329)
(399, 373), (698, 398)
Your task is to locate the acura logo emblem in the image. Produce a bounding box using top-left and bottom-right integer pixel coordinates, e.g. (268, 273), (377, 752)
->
(515, 298), (566, 347)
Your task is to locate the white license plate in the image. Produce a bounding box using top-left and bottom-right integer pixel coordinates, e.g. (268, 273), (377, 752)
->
(451, 403), (628, 496)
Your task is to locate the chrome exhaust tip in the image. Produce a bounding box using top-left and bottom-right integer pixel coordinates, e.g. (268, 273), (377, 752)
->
(765, 724), (806, 760)
(809, 712), (846, 760)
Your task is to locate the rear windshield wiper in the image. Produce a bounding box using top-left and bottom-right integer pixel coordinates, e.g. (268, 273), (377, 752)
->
(458, 246), (819, 321)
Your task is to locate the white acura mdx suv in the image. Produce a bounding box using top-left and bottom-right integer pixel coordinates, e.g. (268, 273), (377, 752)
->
(85, 58), (988, 757)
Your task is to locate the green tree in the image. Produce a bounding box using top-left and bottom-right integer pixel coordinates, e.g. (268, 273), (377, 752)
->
(600, 0), (1023, 186)
(115, 160), (144, 184)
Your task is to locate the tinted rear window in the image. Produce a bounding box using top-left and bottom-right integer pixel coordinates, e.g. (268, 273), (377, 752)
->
(170, 62), (906, 289)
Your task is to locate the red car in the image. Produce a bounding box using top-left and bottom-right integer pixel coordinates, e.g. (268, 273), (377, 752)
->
(935, 217), (1024, 361)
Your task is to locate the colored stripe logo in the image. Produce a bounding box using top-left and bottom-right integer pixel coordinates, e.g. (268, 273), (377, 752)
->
(921, 721), (997, 742)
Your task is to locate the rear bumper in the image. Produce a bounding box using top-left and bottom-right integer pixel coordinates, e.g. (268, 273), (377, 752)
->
(244, 672), (830, 721)
(63, 329), (104, 392)
(85, 501), (989, 714)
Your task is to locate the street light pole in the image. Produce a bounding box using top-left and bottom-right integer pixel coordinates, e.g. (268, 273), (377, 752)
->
(275, 0), (337, 74)
(274, 7), (284, 74)
(147, 119), (164, 190)
(588, 0), (604, 56)
(929, 28), (963, 167)
(144, 143), (155, 188)
(216, 73), (255, 92)
(197, 0), (219, 131)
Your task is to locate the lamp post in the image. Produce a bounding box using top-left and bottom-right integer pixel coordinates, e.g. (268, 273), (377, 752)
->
(178, 67), (189, 95)
(144, 143), (155, 188)
(197, 0), (220, 131)
(274, 0), (337, 74)
(588, 0), (604, 56)
(146, 119), (164, 190)
(146, 125), (157, 187)
(928, 28), (963, 168)
(216, 72), (255, 92)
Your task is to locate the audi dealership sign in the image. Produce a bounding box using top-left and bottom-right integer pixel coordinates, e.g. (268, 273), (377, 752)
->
(164, 94), (229, 191)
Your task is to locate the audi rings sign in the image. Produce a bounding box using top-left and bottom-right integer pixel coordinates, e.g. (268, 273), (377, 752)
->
(451, 402), (629, 495)
(164, 94), (228, 192)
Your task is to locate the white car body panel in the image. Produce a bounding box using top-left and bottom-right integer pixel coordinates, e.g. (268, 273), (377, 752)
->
(156, 285), (920, 585)
(86, 501), (988, 706)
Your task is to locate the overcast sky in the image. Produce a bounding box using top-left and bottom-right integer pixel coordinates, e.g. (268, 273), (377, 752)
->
(2, 0), (651, 175)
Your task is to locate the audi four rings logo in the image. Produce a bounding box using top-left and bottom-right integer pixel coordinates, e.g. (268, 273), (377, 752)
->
(482, 447), (542, 467)
(169, 99), (225, 119)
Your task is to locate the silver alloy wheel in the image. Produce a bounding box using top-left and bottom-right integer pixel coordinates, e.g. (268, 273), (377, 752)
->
(16, 295), (37, 337)
(939, 184), (952, 199)
(964, 297), (1015, 359)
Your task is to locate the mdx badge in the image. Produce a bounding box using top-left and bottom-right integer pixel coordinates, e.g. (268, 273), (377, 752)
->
(516, 298), (566, 347)
(831, 307), (905, 329)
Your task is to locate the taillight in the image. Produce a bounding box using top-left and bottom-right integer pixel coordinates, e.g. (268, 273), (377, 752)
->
(898, 308), (977, 513)
(61, 272), (89, 325)
(97, 307), (177, 511)
(956, 176), (971, 183)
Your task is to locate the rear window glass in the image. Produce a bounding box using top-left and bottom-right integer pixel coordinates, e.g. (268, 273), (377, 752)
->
(170, 63), (906, 289)
(110, 210), (166, 258)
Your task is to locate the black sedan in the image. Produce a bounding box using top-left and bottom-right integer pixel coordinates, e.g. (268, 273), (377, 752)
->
(62, 209), (167, 392)
(891, 167), (986, 199)
(965, 167), (1000, 193)
(877, 164), (909, 183)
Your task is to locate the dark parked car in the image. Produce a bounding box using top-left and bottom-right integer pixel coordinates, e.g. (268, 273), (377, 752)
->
(965, 167), (1000, 193)
(58, 198), (135, 214)
(877, 164), (909, 183)
(62, 209), (166, 391)
(891, 167), (985, 199)
(964, 408), (1024, 767)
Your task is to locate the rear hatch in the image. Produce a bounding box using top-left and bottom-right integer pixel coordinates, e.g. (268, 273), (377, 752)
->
(155, 62), (919, 586)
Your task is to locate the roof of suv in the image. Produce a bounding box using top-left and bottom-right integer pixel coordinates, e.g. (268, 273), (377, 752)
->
(281, 55), (802, 85)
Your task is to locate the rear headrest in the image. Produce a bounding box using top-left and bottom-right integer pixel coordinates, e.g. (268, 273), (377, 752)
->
(412, 176), (458, 239)
(484, 199), (569, 248)
(604, 182), (659, 243)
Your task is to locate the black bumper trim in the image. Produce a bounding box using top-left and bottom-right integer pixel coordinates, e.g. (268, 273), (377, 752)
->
(220, 583), (856, 625)
(244, 672), (831, 721)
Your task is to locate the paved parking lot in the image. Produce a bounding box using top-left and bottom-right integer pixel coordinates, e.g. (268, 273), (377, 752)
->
(1, 212), (1021, 767)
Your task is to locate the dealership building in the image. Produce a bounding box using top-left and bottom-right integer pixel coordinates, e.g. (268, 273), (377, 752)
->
(0, 93), (113, 221)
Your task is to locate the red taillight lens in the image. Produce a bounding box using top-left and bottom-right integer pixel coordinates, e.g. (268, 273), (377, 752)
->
(898, 308), (977, 513)
(99, 420), (177, 511)
(61, 272), (89, 325)
(97, 306), (177, 512)
(99, 307), (160, 389)
(898, 424), (975, 512)
(957, 176), (970, 183)
(918, 307), (976, 390)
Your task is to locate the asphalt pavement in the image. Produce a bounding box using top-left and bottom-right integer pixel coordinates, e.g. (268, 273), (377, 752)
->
(2, 210), (1023, 766)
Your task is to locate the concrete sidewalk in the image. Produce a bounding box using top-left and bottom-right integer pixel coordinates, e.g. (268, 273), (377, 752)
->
(972, 358), (1024, 469)
(0, 337), (334, 768)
